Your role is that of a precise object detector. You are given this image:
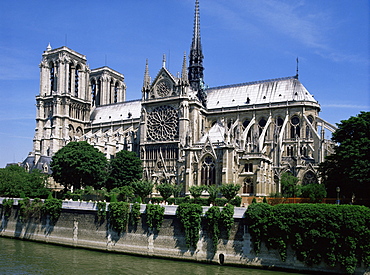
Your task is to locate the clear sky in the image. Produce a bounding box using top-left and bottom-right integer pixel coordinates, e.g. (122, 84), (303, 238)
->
(0, 0), (369, 168)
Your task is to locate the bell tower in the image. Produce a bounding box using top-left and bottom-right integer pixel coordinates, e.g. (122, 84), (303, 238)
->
(33, 45), (91, 163)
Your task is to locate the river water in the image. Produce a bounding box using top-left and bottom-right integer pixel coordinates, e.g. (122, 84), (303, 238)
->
(0, 237), (304, 275)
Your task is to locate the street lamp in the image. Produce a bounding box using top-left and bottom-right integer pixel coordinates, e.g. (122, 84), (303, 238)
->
(336, 187), (340, 205)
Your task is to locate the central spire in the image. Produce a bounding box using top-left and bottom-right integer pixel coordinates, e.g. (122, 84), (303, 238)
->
(188, 0), (204, 96)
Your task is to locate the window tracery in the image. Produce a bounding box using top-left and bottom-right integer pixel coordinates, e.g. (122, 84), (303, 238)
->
(147, 105), (179, 141)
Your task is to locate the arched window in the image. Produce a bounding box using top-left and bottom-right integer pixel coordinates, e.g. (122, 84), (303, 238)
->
(114, 82), (119, 103)
(75, 65), (80, 97)
(290, 116), (300, 138)
(91, 79), (96, 106)
(302, 171), (317, 185)
(201, 155), (216, 185)
(243, 178), (254, 194)
(50, 62), (55, 93)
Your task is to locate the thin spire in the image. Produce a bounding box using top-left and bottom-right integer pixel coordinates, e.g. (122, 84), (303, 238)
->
(162, 54), (166, 68)
(188, 0), (204, 92)
(191, 0), (202, 52)
(46, 43), (52, 51)
(296, 57), (299, 78)
(181, 52), (188, 84)
(143, 59), (150, 88)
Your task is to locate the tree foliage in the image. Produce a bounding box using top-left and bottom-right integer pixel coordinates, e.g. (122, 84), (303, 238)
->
(0, 165), (49, 198)
(156, 182), (174, 202)
(320, 112), (370, 200)
(51, 141), (108, 190)
(177, 203), (203, 249)
(280, 172), (300, 197)
(220, 183), (241, 202)
(106, 150), (142, 190)
(131, 180), (153, 203)
(301, 183), (327, 203)
(189, 185), (205, 199)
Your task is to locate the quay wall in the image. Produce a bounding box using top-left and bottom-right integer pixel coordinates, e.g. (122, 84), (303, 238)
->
(0, 199), (367, 275)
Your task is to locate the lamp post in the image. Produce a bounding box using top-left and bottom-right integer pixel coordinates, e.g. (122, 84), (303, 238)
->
(336, 187), (340, 205)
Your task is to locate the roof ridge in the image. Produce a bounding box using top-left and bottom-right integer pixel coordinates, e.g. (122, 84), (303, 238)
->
(208, 75), (298, 91)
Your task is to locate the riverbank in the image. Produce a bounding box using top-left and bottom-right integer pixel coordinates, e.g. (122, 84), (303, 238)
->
(0, 198), (368, 274)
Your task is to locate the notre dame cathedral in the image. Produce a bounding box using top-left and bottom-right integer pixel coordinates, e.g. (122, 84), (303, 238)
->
(23, 0), (336, 196)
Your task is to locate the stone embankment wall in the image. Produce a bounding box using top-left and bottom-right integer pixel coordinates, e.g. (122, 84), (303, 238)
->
(0, 199), (367, 275)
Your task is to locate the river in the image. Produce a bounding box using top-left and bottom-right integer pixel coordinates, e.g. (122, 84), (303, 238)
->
(0, 237), (305, 275)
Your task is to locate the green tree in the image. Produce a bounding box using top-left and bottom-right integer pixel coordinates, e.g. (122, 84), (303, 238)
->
(220, 183), (241, 202)
(320, 112), (370, 200)
(131, 180), (153, 202)
(106, 150), (142, 190)
(206, 185), (219, 205)
(0, 165), (49, 198)
(280, 172), (300, 197)
(300, 183), (327, 203)
(156, 182), (174, 202)
(189, 185), (205, 199)
(51, 141), (108, 191)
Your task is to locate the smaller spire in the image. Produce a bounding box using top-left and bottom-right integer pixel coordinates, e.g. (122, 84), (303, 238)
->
(181, 52), (188, 84)
(162, 54), (166, 68)
(295, 57), (299, 79)
(46, 43), (52, 51)
(143, 59), (151, 88)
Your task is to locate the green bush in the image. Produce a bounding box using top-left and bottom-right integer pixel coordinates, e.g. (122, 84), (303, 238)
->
(145, 204), (165, 232)
(230, 196), (241, 207)
(246, 203), (370, 274)
(214, 198), (228, 206)
(42, 198), (62, 224)
(300, 183), (327, 203)
(177, 203), (203, 249)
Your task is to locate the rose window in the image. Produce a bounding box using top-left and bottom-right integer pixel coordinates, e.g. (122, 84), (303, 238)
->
(147, 105), (179, 141)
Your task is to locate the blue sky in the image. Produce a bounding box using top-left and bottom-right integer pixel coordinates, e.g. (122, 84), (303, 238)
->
(0, 0), (369, 167)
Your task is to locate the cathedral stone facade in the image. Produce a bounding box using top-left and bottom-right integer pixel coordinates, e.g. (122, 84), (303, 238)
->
(23, 0), (336, 196)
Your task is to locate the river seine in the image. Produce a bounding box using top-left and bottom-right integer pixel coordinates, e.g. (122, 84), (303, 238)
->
(0, 237), (304, 275)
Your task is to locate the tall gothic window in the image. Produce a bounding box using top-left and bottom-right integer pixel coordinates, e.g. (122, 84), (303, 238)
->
(50, 62), (55, 93)
(91, 79), (96, 106)
(290, 116), (300, 138)
(75, 65), (80, 97)
(114, 82), (118, 103)
(201, 156), (216, 185)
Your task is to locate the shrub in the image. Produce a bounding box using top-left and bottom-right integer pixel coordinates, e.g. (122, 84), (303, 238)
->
(129, 203), (141, 226)
(42, 198), (62, 224)
(220, 204), (234, 238)
(230, 196), (241, 207)
(96, 201), (107, 222)
(300, 183), (327, 203)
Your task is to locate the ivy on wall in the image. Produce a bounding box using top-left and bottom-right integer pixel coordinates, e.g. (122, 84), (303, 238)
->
(2, 199), (14, 218)
(204, 204), (235, 251)
(176, 203), (203, 249)
(246, 203), (370, 274)
(145, 204), (165, 232)
(96, 201), (107, 223)
(108, 202), (129, 233)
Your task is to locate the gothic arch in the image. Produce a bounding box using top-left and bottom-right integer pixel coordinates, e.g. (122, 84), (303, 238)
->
(200, 154), (216, 186)
(302, 170), (318, 186)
